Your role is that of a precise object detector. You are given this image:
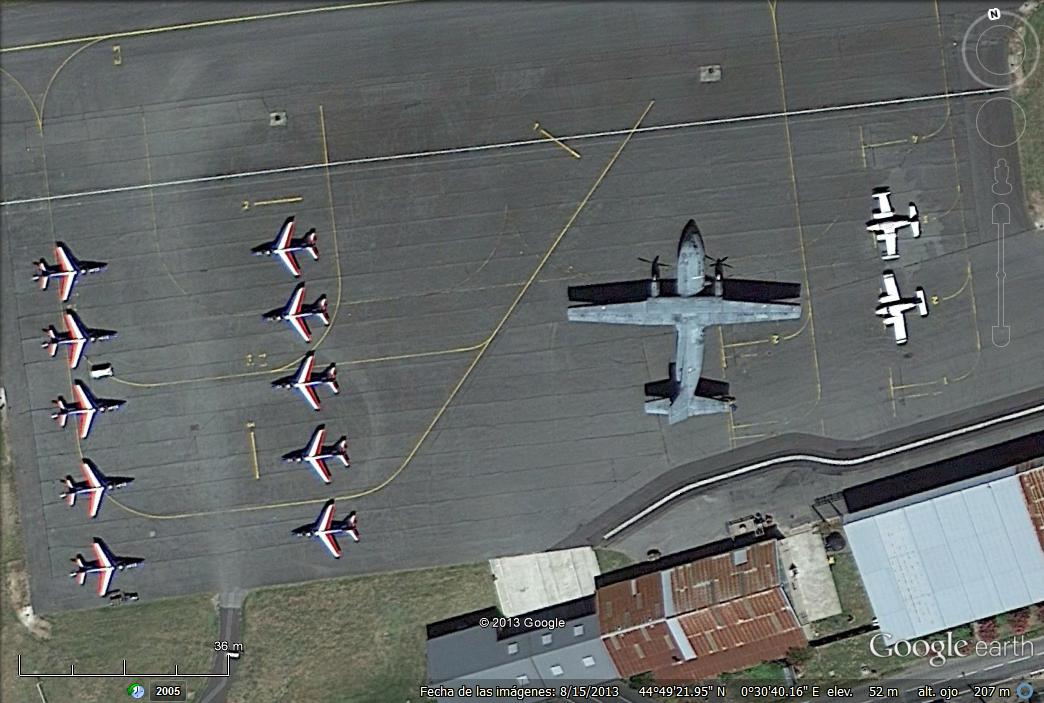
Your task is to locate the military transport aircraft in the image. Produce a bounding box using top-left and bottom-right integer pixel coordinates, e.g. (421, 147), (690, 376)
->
(33, 242), (107, 302)
(866, 187), (920, 261)
(263, 282), (330, 343)
(42, 309), (117, 369)
(292, 499), (359, 559)
(271, 351), (339, 411)
(876, 270), (929, 345)
(566, 219), (802, 424)
(52, 380), (126, 440)
(281, 424), (350, 484)
(70, 538), (144, 597)
(60, 458), (134, 519)
(252, 216), (319, 277)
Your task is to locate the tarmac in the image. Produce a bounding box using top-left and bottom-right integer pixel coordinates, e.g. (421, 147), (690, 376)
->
(2, 1), (1042, 614)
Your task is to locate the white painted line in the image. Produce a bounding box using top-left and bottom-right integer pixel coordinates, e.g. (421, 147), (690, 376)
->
(1, 87), (1006, 208)
(603, 401), (1044, 540)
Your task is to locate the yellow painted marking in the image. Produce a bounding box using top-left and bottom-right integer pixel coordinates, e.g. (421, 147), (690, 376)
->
(864, 137), (911, 149)
(258, 352), (268, 367)
(891, 379), (940, 391)
(1, 0), (419, 54)
(770, 334), (780, 345)
(723, 337), (771, 350)
(717, 327), (728, 371)
(733, 433), (768, 441)
(731, 420), (778, 430)
(940, 263), (971, 301)
(858, 125), (867, 169)
(253, 195), (303, 207)
(888, 367), (897, 418)
(241, 200), (250, 210)
(109, 100), (655, 520)
(533, 122), (581, 159)
(930, 295), (940, 305)
(112, 44), (122, 65)
(247, 422), (260, 480)
(1, 67), (43, 134)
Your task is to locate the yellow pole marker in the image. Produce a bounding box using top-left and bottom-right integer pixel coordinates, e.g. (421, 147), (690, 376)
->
(247, 422), (260, 480)
(253, 195), (303, 207)
(533, 122), (581, 159)
(112, 45), (122, 66)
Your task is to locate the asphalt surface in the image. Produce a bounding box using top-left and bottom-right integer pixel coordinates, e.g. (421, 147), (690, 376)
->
(2, 1), (1042, 616)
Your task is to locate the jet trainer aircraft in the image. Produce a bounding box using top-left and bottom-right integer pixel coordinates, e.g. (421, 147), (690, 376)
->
(60, 458), (133, 519)
(52, 380), (126, 440)
(866, 187), (920, 260)
(281, 424), (350, 484)
(70, 538), (144, 597)
(262, 282), (330, 343)
(876, 270), (928, 345)
(292, 499), (359, 559)
(567, 219), (802, 424)
(33, 242), (107, 302)
(251, 216), (319, 277)
(272, 351), (339, 411)
(42, 309), (117, 369)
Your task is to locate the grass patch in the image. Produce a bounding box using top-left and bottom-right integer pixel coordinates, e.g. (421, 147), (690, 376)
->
(227, 563), (498, 703)
(810, 551), (874, 638)
(595, 548), (635, 575)
(721, 661), (787, 681)
(798, 632), (910, 680)
(1016, 3), (1044, 220)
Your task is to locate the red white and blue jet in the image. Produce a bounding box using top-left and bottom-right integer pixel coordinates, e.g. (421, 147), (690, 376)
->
(292, 499), (359, 559)
(262, 282), (330, 343)
(42, 309), (117, 369)
(52, 380), (126, 440)
(60, 458), (133, 519)
(271, 351), (338, 411)
(281, 424), (350, 484)
(251, 216), (318, 277)
(33, 242), (107, 302)
(70, 538), (144, 597)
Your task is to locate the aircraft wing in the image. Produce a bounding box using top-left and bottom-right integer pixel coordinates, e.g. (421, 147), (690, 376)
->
(288, 316), (312, 342)
(58, 272), (76, 302)
(294, 353), (315, 384)
(276, 250), (301, 277)
(298, 385), (321, 411)
(81, 460), (103, 488)
(77, 410), (97, 440)
(56, 244), (76, 273)
(872, 191), (894, 218)
(86, 488), (105, 519)
(95, 567), (115, 596)
(307, 457), (332, 483)
(885, 309), (908, 344)
(567, 300), (676, 326)
(276, 218), (295, 249)
(91, 540), (115, 595)
(567, 279), (657, 305)
(306, 426), (325, 456)
(318, 531), (341, 558)
(881, 273), (900, 302)
(67, 338), (87, 369)
(879, 231), (897, 258)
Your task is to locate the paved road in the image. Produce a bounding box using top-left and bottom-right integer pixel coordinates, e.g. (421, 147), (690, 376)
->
(197, 590), (245, 703)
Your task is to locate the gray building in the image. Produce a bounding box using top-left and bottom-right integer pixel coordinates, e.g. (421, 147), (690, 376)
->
(426, 596), (619, 702)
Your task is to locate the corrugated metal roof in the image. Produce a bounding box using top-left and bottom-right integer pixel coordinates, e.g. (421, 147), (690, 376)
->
(596, 572), (664, 632)
(1020, 465), (1044, 552)
(667, 541), (780, 614)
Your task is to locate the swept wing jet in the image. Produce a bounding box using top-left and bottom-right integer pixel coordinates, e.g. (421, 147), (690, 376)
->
(271, 351), (339, 411)
(281, 424), (350, 484)
(292, 499), (359, 559)
(251, 216), (318, 277)
(262, 282), (330, 343)
(70, 538), (144, 597)
(876, 270), (928, 345)
(33, 242), (107, 302)
(42, 309), (117, 369)
(567, 219), (802, 424)
(866, 187), (920, 260)
(52, 380), (126, 440)
(60, 458), (133, 519)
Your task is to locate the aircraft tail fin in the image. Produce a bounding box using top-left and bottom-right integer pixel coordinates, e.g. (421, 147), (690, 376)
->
(34, 261), (49, 288)
(315, 295), (330, 324)
(334, 437), (350, 464)
(908, 203), (921, 237)
(70, 555), (86, 584)
(61, 477), (76, 505)
(305, 229), (319, 260)
(321, 364), (339, 393)
(52, 397), (69, 426)
(44, 326), (59, 356)
(916, 287), (929, 317)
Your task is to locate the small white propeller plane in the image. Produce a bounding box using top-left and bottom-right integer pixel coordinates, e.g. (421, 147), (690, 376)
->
(60, 458), (134, 519)
(292, 499), (359, 559)
(42, 309), (117, 369)
(281, 424), (350, 484)
(251, 216), (319, 277)
(866, 187), (920, 261)
(70, 538), (144, 597)
(271, 351), (339, 411)
(262, 282), (330, 343)
(33, 242), (107, 302)
(876, 270), (928, 345)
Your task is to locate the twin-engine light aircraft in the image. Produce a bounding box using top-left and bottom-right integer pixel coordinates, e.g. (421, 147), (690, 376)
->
(292, 499), (359, 559)
(33, 242), (107, 302)
(282, 424), (350, 484)
(263, 282), (330, 343)
(272, 351), (339, 411)
(876, 270), (929, 345)
(866, 187), (920, 260)
(252, 216), (319, 277)
(42, 309), (117, 369)
(567, 219), (802, 424)
(70, 538), (144, 597)
(52, 380), (126, 439)
(60, 459), (134, 519)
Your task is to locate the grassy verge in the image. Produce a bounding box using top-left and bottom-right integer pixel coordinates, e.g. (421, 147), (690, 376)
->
(797, 632), (909, 680)
(721, 661), (788, 681)
(809, 550), (874, 638)
(1016, 2), (1044, 222)
(0, 424), (215, 703)
(227, 563), (498, 703)
(595, 548), (635, 574)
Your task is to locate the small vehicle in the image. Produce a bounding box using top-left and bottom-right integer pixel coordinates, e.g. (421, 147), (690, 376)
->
(89, 363), (114, 379)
